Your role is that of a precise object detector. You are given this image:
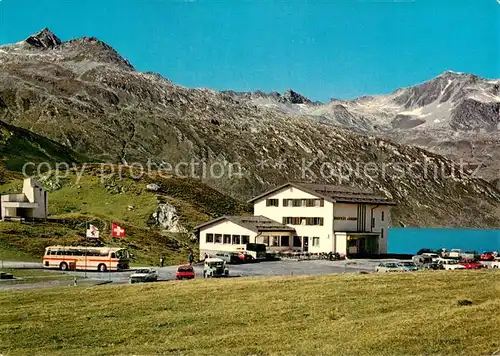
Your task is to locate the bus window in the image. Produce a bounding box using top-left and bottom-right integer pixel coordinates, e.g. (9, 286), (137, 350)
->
(115, 250), (129, 259)
(111, 253), (116, 258)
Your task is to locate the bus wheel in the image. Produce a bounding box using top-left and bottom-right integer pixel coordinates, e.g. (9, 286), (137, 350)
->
(59, 262), (68, 271)
(98, 264), (107, 272)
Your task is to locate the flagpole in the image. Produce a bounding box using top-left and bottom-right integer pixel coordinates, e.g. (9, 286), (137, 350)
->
(84, 222), (88, 279)
(109, 220), (112, 281)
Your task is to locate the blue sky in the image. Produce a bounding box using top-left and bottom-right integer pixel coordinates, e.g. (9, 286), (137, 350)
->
(0, 0), (498, 101)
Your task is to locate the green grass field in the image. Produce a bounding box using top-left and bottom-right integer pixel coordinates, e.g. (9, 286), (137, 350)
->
(0, 271), (499, 355)
(0, 241), (39, 262)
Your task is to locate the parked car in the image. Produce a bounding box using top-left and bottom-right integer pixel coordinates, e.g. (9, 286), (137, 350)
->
(215, 252), (240, 264)
(462, 251), (479, 260)
(448, 249), (463, 259)
(416, 248), (434, 256)
(375, 262), (403, 273)
(129, 268), (158, 283)
(421, 262), (441, 270)
(203, 258), (229, 278)
(421, 253), (440, 262)
(412, 254), (432, 265)
(439, 259), (466, 270)
(438, 248), (449, 258)
(399, 261), (419, 272)
(237, 252), (255, 263)
(480, 252), (496, 261)
(490, 258), (500, 269)
(458, 260), (485, 270)
(175, 265), (195, 280)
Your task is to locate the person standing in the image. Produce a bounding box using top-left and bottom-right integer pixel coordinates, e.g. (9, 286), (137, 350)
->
(160, 255), (165, 267)
(188, 251), (194, 265)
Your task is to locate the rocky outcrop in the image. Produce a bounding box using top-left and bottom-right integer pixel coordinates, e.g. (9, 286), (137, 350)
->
(148, 203), (188, 233)
(146, 183), (160, 192)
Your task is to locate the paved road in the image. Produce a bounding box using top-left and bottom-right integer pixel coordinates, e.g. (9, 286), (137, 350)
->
(1, 259), (405, 290)
(0, 261), (42, 269)
(64, 259), (391, 283)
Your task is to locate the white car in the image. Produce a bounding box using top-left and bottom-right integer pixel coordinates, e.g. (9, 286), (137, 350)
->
(491, 258), (500, 269)
(129, 268), (158, 283)
(439, 259), (466, 270)
(421, 253), (440, 262)
(448, 249), (463, 259)
(375, 262), (403, 273)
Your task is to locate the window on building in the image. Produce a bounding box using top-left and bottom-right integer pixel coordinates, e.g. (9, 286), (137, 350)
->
(282, 217), (323, 226)
(372, 217), (375, 228)
(266, 199), (279, 207)
(381, 211), (385, 222)
(312, 237), (320, 247)
(206, 234), (214, 243)
(381, 228), (384, 239)
(293, 236), (302, 248)
(262, 236), (270, 246)
(280, 236), (290, 247)
(320, 199), (324, 207)
(292, 199), (302, 207)
(214, 234), (222, 243)
(272, 236), (279, 247)
(223, 234), (231, 244)
(232, 235), (240, 244)
(311, 217), (324, 226)
(242, 235), (250, 244)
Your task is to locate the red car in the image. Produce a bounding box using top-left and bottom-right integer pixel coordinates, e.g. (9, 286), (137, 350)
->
(459, 260), (485, 270)
(175, 265), (195, 280)
(480, 252), (495, 261)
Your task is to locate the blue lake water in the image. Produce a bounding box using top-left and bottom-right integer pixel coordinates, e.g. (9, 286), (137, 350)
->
(388, 227), (500, 254)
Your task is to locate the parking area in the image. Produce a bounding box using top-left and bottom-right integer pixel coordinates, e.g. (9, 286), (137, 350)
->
(15, 258), (486, 291)
(60, 258), (391, 284)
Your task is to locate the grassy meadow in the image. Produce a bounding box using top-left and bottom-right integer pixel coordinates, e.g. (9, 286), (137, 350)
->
(0, 166), (250, 265)
(0, 271), (499, 355)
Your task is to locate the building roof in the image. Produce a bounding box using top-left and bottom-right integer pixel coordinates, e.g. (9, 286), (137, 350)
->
(248, 182), (395, 205)
(193, 215), (296, 233)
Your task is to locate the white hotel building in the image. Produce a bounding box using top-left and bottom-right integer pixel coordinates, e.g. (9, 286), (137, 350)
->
(195, 182), (395, 258)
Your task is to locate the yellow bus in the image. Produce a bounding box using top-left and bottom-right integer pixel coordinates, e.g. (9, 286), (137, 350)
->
(43, 245), (130, 272)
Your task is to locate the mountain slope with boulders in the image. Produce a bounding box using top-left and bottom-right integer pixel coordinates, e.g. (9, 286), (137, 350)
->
(0, 28), (499, 228)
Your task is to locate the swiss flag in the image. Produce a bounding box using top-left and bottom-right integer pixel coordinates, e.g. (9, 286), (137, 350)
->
(112, 223), (125, 238)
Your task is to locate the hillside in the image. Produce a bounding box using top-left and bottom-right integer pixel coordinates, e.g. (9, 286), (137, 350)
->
(0, 120), (88, 174)
(0, 166), (251, 263)
(0, 272), (499, 355)
(0, 29), (499, 228)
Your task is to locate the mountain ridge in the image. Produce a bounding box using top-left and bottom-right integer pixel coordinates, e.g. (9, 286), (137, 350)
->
(0, 29), (499, 228)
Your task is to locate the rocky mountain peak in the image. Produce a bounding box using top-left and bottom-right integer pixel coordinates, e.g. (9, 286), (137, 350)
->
(60, 36), (135, 70)
(280, 89), (313, 104)
(25, 28), (62, 49)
